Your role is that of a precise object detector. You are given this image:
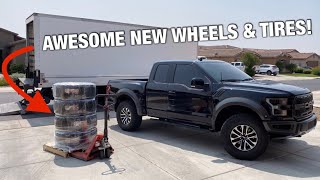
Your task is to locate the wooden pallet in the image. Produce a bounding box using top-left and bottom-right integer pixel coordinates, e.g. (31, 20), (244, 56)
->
(43, 143), (69, 158)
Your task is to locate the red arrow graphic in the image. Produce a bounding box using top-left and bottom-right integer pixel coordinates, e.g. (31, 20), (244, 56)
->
(1, 46), (52, 113)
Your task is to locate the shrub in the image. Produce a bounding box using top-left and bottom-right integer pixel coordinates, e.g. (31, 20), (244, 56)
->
(241, 52), (261, 76)
(303, 69), (312, 74)
(245, 67), (255, 77)
(10, 73), (25, 81)
(312, 67), (320, 76)
(285, 63), (297, 73)
(275, 61), (285, 73)
(294, 67), (304, 73)
(9, 63), (25, 74)
(0, 78), (8, 86)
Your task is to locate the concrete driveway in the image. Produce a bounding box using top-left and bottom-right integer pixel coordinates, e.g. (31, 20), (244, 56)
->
(0, 111), (319, 180)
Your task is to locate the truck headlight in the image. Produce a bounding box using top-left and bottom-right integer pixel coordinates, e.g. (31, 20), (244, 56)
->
(266, 98), (289, 116)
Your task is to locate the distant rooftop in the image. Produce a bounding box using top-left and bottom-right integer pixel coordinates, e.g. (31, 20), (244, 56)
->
(198, 45), (318, 60)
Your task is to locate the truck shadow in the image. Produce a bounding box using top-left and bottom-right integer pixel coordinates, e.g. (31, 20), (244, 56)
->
(109, 118), (320, 178)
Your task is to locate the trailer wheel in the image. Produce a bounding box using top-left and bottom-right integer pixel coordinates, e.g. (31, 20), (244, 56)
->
(221, 113), (269, 160)
(116, 101), (142, 131)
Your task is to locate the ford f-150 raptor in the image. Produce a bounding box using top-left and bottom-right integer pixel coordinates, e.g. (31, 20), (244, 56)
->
(108, 60), (317, 160)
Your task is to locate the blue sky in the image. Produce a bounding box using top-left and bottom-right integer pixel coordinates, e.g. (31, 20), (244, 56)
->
(1, 0), (319, 53)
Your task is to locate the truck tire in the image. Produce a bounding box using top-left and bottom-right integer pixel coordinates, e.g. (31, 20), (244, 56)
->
(221, 113), (269, 160)
(116, 101), (142, 131)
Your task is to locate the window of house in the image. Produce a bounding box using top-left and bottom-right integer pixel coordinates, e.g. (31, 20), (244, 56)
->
(154, 64), (169, 83)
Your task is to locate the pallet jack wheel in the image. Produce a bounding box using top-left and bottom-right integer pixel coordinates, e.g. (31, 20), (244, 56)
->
(99, 148), (112, 159)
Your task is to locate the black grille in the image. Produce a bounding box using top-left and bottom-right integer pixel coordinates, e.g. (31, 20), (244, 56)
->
(293, 93), (313, 120)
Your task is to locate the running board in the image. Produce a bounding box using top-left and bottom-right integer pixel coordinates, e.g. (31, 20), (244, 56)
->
(0, 102), (25, 115)
(152, 118), (211, 130)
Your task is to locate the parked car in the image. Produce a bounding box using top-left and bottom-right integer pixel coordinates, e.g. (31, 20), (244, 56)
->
(302, 66), (312, 70)
(258, 64), (279, 75)
(231, 62), (245, 71)
(253, 65), (260, 73)
(108, 60), (317, 160)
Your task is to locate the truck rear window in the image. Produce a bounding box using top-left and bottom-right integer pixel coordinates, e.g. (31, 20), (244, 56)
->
(154, 64), (169, 83)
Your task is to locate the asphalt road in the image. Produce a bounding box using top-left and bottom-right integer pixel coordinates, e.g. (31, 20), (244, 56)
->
(279, 79), (320, 92)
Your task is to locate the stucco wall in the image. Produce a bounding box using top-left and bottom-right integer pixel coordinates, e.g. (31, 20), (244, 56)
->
(290, 60), (307, 67)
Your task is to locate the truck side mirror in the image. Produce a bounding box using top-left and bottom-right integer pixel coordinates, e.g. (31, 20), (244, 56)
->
(191, 78), (205, 89)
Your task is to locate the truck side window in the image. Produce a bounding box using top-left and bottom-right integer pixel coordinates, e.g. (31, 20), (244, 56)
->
(174, 64), (205, 87)
(154, 64), (169, 83)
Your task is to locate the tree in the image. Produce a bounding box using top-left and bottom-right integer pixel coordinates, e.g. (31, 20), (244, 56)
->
(275, 61), (285, 73)
(285, 63), (297, 73)
(240, 52), (261, 77)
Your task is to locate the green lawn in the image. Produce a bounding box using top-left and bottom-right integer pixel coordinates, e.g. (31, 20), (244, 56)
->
(282, 73), (319, 77)
(0, 78), (8, 86)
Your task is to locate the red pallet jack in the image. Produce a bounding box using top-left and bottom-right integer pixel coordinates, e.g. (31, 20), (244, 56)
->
(70, 90), (114, 161)
(43, 87), (114, 160)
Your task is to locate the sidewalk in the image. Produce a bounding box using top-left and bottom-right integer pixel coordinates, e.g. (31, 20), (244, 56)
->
(0, 86), (15, 93)
(313, 91), (320, 108)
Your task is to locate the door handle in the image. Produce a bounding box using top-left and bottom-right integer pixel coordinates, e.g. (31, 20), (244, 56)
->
(168, 91), (176, 94)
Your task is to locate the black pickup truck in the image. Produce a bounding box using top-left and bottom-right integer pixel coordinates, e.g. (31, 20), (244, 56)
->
(108, 60), (317, 160)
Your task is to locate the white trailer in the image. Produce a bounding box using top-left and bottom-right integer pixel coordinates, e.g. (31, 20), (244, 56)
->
(24, 13), (197, 97)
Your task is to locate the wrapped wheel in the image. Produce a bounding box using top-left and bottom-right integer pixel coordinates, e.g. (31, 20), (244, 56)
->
(53, 82), (96, 100)
(54, 99), (96, 116)
(55, 114), (97, 131)
(55, 127), (97, 152)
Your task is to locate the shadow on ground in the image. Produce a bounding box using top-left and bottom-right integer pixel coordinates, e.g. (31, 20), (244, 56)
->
(107, 119), (320, 178)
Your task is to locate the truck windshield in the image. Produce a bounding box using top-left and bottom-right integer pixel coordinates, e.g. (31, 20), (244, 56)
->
(198, 62), (252, 82)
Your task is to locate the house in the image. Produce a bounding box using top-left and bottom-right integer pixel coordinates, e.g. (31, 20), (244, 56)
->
(0, 28), (26, 72)
(198, 45), (320, 67)
(288, 52), (320, 67)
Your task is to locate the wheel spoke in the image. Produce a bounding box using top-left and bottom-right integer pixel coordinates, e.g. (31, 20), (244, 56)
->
(231, 136), (242, 143)
(233, 128), (242, 136)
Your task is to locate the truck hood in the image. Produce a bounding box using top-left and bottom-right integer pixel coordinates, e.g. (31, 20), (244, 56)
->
(223, 80), (310, 95)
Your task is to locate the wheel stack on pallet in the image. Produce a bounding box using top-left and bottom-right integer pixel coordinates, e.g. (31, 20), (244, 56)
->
(53, 82), (97, 152)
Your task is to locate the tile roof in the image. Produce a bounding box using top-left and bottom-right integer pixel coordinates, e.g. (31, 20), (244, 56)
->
(0, 27), (18, 35)
(288, 52), (317, 60)
(198, 45), (318, 60)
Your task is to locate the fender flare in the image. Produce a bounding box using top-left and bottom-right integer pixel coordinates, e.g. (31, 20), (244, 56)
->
(115, 88), (143, 115)
(212, 97), (270, 129)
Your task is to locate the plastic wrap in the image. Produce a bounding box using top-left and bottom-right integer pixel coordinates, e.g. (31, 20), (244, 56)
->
(55, 127), (97, 152)
(54, 99), (96, 116)
(53, 82), (96, 100)
(54, 114), (97, 131)
(53, 82), (98, 153)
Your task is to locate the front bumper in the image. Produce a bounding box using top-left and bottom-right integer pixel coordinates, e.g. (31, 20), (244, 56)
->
(263, 113), (317, 137)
